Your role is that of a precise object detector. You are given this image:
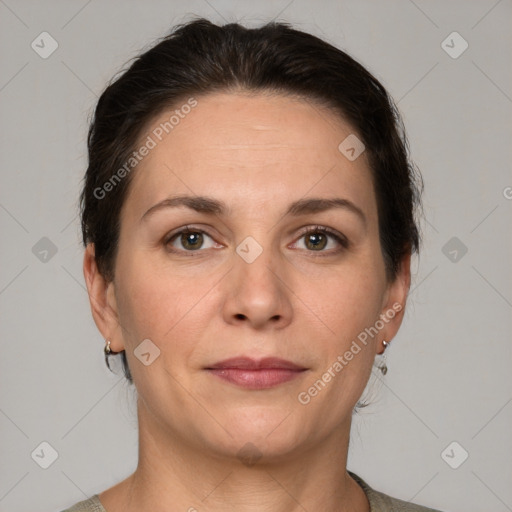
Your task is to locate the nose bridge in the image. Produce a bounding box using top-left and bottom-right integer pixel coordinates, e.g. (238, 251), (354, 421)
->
(222, 231), (292, 329)
(234, 232), (281, 299)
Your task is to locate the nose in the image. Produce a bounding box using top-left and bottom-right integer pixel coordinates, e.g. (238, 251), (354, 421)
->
(221, 243), (293, 331)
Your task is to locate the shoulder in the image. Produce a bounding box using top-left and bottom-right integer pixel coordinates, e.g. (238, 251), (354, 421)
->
(349, 471), (447, 512)
(59, 494), (106, 512)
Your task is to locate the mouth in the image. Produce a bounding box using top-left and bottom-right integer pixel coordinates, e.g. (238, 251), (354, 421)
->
(204, 357), (308, 390)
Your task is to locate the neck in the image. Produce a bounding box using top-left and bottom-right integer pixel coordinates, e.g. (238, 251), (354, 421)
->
(99, 402), (369, 512)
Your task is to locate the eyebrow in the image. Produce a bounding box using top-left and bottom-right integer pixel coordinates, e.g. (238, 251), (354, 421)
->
(141, 194), (366, 226)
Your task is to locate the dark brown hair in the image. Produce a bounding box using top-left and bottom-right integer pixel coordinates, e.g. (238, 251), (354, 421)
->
(80, 17), (423, 383)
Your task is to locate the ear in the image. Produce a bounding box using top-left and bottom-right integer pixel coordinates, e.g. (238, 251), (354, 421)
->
(376, 251), (412, 355)
(83, 243), (125, 352)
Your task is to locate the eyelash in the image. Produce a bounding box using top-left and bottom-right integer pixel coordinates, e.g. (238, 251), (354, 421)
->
(164, 225), (349, 257)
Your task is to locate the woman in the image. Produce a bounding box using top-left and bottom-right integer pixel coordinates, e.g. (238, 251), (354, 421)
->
(62, 17), (443, 512)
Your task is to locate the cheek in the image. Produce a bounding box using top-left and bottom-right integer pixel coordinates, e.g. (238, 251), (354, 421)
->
(304, 260), (385, 344)
(296, 265), (383, 415)
(113, 257), (204, 393)
(114, 251), (216, 346)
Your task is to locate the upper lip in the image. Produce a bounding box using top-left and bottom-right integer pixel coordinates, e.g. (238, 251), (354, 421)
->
(206, 357), (306, 371)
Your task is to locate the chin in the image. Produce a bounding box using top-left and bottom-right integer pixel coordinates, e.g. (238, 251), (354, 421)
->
(198, 406), (310, 464)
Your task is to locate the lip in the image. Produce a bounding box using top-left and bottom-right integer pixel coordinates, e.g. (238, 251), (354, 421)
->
(207, 357), (306, 371)
(205, 357), (308, 390)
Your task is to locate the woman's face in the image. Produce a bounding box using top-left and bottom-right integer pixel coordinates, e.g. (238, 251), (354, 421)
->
(86, 91), (409, 460)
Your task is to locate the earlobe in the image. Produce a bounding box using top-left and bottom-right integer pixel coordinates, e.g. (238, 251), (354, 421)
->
(83, 243), (124, 351)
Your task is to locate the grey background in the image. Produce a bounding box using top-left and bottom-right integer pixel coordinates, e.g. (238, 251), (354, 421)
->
(0, 1), (511, 511)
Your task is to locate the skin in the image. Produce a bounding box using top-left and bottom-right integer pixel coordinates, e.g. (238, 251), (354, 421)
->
(84, 90), (411, 512)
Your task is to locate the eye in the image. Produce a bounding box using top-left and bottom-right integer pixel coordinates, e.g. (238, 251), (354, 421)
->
(164, 225), (348, 256)
(164, 226), (218, 253)
(292, 226), (348, 254)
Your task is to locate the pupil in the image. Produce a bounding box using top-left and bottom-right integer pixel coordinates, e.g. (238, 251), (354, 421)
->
(184, 232), (201, 249)
(308, 233), (326, 250)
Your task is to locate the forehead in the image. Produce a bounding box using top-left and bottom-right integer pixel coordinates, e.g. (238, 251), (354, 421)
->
(123, 91), (376, 222)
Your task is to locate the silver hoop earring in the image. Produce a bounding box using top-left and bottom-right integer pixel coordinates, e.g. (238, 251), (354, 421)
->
(375, 340), (389, 375)
(103, 339), (116, 371)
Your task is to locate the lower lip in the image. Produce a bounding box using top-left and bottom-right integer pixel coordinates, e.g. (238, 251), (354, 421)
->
(206, 368), (306, 389)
